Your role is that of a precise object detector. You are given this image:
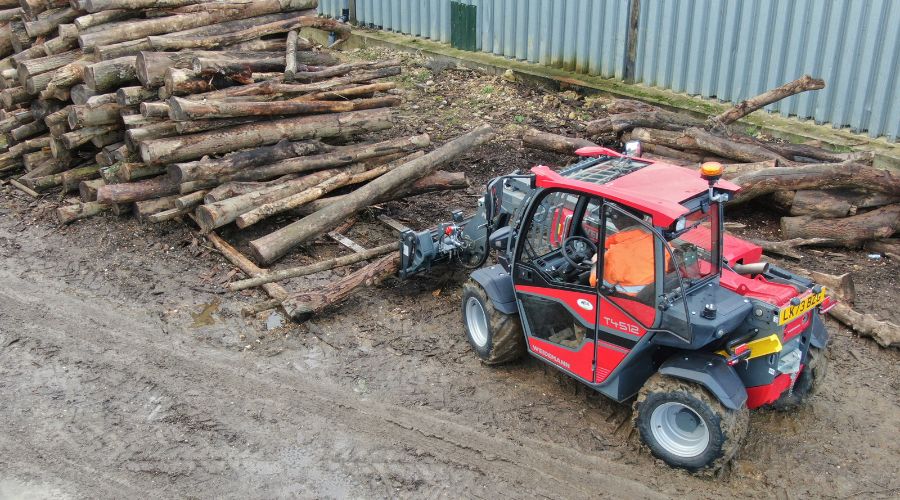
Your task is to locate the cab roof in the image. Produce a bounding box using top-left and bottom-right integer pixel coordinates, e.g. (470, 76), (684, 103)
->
(531, 154), (741, 226)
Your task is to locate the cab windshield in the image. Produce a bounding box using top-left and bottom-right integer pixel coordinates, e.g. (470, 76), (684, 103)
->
(665, 203), (721, 288)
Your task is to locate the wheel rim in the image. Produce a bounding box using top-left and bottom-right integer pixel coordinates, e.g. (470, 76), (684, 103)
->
(649, 402), (710, 458)
(465, 297), (489, 348)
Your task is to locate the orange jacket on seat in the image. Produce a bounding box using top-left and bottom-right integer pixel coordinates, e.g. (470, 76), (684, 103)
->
(590, 229), (656, 290)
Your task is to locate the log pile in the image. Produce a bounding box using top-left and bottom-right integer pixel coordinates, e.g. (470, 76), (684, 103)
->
(523, 76), (899, 254)
(0, 0), (480, 321)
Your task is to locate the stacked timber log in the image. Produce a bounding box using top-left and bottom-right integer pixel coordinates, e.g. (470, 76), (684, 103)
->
(522, 77), (899, 346)
(0, 0), (480, 321)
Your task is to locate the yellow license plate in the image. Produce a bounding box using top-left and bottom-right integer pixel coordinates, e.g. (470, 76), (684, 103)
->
(778, 288), (827, 325)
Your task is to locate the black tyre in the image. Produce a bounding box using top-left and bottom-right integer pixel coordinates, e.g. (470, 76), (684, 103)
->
(461, 279), (525, 365)
(771, 347), (827, 411)
(634, 374), (749, 473)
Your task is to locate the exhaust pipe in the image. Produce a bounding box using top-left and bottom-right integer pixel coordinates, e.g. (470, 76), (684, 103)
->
(732, 262), (770, 276)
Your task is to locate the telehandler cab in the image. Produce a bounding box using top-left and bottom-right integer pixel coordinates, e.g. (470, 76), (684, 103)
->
(399, 142), (832, 472)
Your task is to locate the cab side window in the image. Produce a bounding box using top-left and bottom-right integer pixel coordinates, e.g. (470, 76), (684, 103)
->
(519, 191), (577, 264)
(601, 206), (657, 308)
(519, 191), (600, 288)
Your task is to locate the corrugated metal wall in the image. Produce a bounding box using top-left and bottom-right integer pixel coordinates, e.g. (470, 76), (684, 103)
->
(318, 0), (900, 141)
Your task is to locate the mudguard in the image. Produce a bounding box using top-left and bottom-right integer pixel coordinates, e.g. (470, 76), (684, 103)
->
(470, 265), (517, 315)
(809, 312), (830, 349)
(659, 352), (749, 410)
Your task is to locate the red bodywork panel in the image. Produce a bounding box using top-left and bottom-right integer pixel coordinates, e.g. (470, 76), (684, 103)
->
(532, 162), (741, 227)
(679, 225), (763, 265)
(528, 337), (595, 382)
(746, 367), (803, 409)
(719, 269), (799, 307)
(514, 285), (644, 383)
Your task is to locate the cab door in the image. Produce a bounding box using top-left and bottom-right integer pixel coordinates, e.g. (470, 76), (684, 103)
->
(593, 204), (662, 382)
(512, 190), (602, 383)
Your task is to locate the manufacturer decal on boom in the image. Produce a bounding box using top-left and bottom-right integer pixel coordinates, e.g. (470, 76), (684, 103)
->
(778, 288), (827, 325)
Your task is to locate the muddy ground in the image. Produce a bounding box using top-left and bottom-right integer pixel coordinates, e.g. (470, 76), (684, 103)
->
(1, 47), (898, 499)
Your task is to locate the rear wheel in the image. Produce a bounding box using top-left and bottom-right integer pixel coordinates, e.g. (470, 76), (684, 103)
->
(772, 346), (827, 411)
(461, 279), (525, 365)
(635, 374), (749, 473)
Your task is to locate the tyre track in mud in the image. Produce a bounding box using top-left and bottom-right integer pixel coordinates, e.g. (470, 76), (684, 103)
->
(0, 246), (665, 499)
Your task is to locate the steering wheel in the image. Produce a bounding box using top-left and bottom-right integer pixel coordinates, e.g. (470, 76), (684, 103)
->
(561, 235), (597, 271)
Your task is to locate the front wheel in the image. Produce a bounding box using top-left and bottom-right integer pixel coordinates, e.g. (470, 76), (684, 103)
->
(461, 279), (525, 365)
(634, 374), (749, 473)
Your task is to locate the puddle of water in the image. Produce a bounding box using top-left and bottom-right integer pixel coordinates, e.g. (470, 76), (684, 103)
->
(190, 299), (220, 328)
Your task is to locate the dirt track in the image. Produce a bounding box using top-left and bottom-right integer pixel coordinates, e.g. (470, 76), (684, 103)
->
(2, 186), (899, 499)
(2, 47), (899, 499)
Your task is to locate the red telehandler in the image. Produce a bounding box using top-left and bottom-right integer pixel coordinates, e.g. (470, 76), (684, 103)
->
(398, 142), (833, 472)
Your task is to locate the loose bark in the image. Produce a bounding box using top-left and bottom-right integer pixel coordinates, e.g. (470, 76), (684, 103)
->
(57, 200), (110, 224)
(95, 174), (176, 203)
(709, 75), (826, 128)
(139, 108), (396, 166)
(250, 124), (494, 264)
(281, 254), (400, 321)
(522, 128), (598, 155)
(168, 95), (401, 121)
(168, 139), (324, 183)
(780, 204), (900, 245)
